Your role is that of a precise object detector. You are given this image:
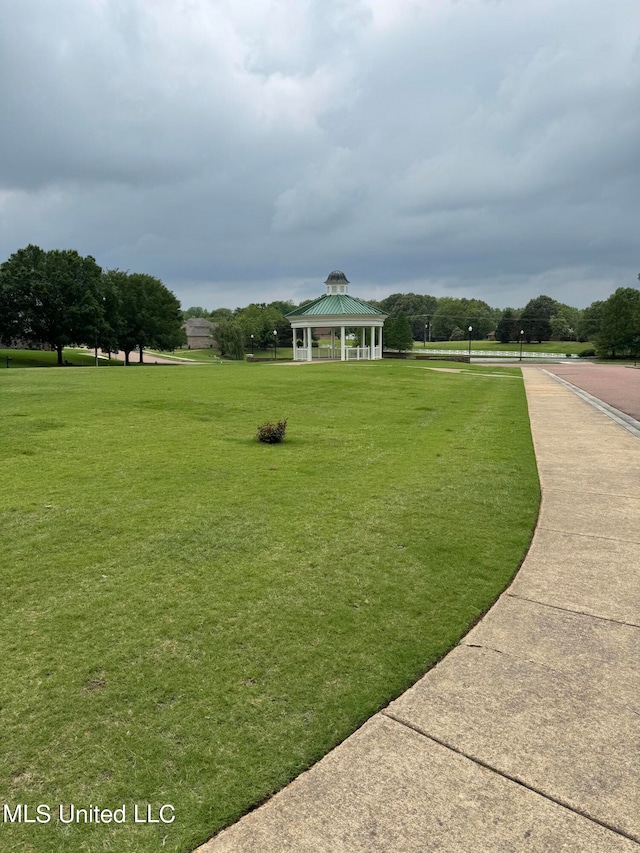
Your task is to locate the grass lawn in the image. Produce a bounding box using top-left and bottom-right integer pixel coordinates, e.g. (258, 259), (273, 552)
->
(0, 348), (124, 368)
(0, 360), (539, 852)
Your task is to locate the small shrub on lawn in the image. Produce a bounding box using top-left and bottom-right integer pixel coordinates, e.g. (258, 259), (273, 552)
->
(256, 419), (287, 443)
(579, 347), (597, 358)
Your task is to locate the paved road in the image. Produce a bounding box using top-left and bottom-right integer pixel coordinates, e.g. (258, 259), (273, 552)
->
(99, 349), (209, 365)
(195, 366), (640, 853)
(544, 363), (640, 421)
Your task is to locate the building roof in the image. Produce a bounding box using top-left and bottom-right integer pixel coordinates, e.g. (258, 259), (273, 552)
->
(184, 317), (213, 331)
(286, 293), (385, 318)
(324, 270), (350, 284)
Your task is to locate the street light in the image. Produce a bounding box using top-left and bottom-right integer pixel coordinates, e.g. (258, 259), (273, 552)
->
(273, 329), (277, 360)
(468, 326), (473, 357)
(94, 295), (106, 367)
(250, 334), (254, 356)
(519, 329), (524, 362)
(424, 324), (428, 347)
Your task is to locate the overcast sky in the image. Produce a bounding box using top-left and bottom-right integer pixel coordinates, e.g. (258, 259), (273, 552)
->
(1, 0), (638, 311)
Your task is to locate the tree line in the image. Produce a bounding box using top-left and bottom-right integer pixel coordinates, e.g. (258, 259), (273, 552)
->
(2, 243), (637, 361)
(188, 286), (640, 358)
(0, 245), (185, 365)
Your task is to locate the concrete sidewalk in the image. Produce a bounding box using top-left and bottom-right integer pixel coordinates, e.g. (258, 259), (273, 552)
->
(197, 368), (640, 852)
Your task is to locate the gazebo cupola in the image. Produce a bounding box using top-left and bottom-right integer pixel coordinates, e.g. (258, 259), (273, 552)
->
(285, 270), (388, 362)
(325, 270), (349, 295)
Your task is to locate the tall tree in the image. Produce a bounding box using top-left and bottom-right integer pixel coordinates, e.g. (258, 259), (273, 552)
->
(596, 288), (640, 358)
(519, 295), (557, 343)
(577, 300), (604, 342)
(110, 271), (185, 364)
(496, 308), (517, 343)
(384, 312), (414, 352)
(0, 244), (103, 364)
(216, 319), (245, 359)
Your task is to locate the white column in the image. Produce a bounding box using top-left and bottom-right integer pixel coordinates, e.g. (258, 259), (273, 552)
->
(341, 326), (346, 361)
(307, 327), (313, 361)
(331, 328), (335, 358)
(292, 328), (297, 360)
(370, 326), (374, 359)
(378, 326), (383, 358)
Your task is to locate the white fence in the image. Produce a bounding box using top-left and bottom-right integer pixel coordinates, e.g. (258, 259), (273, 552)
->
(418, 349), (575, 359)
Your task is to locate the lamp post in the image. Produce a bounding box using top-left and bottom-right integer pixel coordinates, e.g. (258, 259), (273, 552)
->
(424, 324), (428, 347)
(250, 334), (254, 356)
(468, 325), (473, 357)
(273, 330), (277, 360)
(519, 329), (524, 362)
(94, 295), (105, 367)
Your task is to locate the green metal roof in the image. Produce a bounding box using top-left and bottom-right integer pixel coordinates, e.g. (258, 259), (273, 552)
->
(286, 294), (386, 318)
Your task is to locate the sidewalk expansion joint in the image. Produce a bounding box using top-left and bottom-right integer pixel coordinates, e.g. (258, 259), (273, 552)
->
(538, 486), (640, 500)
(542, 370), (640, 438)
(535, 525), (640, 546)
(505, 593), (640, 629)
(381, 711), (640, 846)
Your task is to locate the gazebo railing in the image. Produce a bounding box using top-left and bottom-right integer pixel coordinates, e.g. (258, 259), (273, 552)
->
(294, 344), (382, 360)
(317, 346), (334, 358)
(345, 347), (370, 360)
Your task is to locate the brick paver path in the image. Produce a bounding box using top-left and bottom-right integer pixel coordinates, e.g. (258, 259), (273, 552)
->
(543, 364), (640, 421)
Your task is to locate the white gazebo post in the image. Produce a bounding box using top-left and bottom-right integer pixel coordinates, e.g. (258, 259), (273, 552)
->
(306, 327), (313, 361)
(379, 325), (383, 357)
(331, 328), (335, 359)
(340, 326), (346, 361)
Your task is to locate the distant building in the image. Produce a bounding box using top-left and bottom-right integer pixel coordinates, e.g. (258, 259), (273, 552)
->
(183, 317), (217, 349)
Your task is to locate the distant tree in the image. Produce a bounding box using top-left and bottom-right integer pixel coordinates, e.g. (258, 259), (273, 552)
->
(431, 297), (495, 341)
(378, 293), (438, 339)
(550, 312), (574, 341)
(267, 299), (296, 315)
(577, 301), (604, 342)
(208, 307), (233, 324)
(0, 244), (103, 364)
(383, 316), (398, 350)
(496, 308), (517, 343)
(449, 326), (466, 341)
(384, 312), (413, 352)
(596, 288), (640, 359)
(110, 271), (185, 364)
(235, 303), (292, 349)
(183, 306), (210, 319)
(0, 256), (26, 345)
(519, 295), (557, 343)
(216, 319), (245, 359)
(96, 271), (123, 355)
(554, 301), (581, 336)
(393, 312), (414, 351)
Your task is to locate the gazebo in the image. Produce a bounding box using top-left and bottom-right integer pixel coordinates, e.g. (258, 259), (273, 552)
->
(286, 271), (388, 361)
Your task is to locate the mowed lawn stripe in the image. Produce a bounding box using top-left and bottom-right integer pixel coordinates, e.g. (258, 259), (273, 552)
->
(0, 361), (539, 852)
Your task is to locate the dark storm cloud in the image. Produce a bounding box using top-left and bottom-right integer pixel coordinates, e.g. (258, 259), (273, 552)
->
(1, 0), (639, 310)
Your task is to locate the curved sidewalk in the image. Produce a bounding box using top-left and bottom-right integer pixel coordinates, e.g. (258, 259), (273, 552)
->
(197, 368), (640, 853)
